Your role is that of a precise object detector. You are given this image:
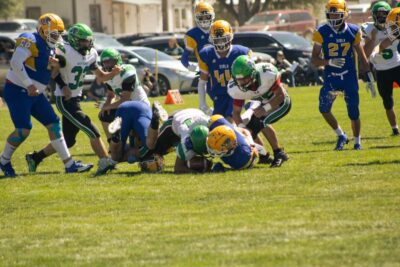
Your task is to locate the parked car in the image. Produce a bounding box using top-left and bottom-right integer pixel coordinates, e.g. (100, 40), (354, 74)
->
(233, 31), (312, 63)
(347, 3), (371, 25)
(237, 10), (316, 40)
(0, 19), (37, 32)
(115, 32), (182, 46)
(92, 46), (198, 95)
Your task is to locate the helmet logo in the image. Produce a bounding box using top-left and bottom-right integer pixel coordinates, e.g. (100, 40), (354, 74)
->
(215, 28), (225, 37)
(40, 16), (51, 24)
(70, 27), (78, 35)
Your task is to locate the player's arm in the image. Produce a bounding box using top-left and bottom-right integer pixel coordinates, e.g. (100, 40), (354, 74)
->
(353, 31), (370, 73)
(253, 82), (286, 118)
(102, 75), (135, 111)
(232, 101), (244, 126)
(362, 26), (378, 58)
(94, 62), (122, 83)
(181, 34), (196, 68)
(197, 55), (212, 114)
(379, 37), (394, 52)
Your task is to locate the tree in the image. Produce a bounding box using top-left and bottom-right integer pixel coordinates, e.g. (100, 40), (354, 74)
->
(0, 0), (23, 20)
(216, 0), (325, 26)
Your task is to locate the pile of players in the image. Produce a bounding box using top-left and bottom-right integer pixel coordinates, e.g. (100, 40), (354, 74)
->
(1, 0), (400, 177)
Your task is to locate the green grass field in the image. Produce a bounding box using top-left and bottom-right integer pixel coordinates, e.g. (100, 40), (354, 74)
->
(0, 86), (399, 266)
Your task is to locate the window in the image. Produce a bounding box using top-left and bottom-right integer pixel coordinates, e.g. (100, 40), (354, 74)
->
(233, 36), (274, 48)
(26, 7), (41, 20)
(89, 4), (102, 32)
(290, 12), (312, 22)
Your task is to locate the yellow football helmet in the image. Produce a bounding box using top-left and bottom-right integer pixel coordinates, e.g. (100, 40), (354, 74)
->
(386, 8), (400, 41)
(37, 13), (65, 48)
(209, 20), (233, 53)
(138, 154), (164, 173)
(325, 0), (348, 28)
(194, 2), (215, 30)
(206, 125), (237, 157)
(208, 114), (224, 128)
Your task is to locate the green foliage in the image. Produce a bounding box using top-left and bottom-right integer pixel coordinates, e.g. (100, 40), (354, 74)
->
(0, 0), (23, 20)
(0, 87), (399, 266)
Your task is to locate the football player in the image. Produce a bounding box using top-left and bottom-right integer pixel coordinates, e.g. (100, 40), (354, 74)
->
(311, 0), (373, 150)
(108, 101), (165, 173)
(0, 14), (92, 177)
(25, 23), (121, 176)
(365, 5), (400, 136)
(98, 48), (150, 143)
(207, 115), (262, 171)
(229, 55), (290, 167)
(198, 20), (252, 118)
(148, 108), (211, 173)
(180, 1), (214, 70)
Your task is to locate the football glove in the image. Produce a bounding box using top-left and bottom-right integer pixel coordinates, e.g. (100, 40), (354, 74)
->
(365, 72), (376, 98)
(328, 58), (346, 68)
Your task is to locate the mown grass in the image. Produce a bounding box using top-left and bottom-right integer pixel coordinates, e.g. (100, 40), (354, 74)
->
(0, 86), (399, 266)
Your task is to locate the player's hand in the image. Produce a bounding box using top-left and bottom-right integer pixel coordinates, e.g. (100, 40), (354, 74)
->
(253, 106), (268, 118)
(365, 72), (376, 98)
(328, 58), (346, 68)
(111, 65), (122, 76)
(27, 84), (39, 97)
(48, 56), (60, 68)
(200, 105), (213, 116)
(62, 86), (72, 101)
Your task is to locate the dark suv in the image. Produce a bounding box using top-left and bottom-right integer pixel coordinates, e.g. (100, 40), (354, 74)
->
(233, 31), (312, 62)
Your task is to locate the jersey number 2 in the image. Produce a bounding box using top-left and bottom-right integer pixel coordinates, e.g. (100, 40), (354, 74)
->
(328, 42), (351, 57)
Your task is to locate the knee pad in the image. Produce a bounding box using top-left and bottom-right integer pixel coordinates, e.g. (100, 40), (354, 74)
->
(50, 122), (62, 139)
(9, 128), (29, 143)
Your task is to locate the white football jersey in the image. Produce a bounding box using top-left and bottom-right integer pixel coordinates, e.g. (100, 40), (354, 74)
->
(105, 64), (150, 106)
(54, 43), (98, 97)
(172, 109), (209, 161)
(228, 62), (279, 104)
(361, 22), (400, 70)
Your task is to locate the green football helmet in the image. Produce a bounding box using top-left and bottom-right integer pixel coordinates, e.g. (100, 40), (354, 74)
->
(190, 125), (209, 155)
(231, 55), (258, 91)
(372, 1), (391, 29)
(68, 23), (94, 55)
(100, 48), (123, 71)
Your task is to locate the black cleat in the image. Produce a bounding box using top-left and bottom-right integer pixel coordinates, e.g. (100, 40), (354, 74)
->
(258, 152), (273, 164)
(271, 150), (289, 168)
(392, 128), (399, 136)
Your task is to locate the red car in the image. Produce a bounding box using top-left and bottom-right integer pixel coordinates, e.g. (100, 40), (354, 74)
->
(237, 10), (316, 40)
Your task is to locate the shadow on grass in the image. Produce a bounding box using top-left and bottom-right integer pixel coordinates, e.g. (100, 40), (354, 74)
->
(0, 171), (59, 180)
(369, 145), (400, 150)
(344, 160), (400, 166)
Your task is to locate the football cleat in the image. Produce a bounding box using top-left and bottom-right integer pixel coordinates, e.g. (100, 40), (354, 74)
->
(95, 157), (116, 176)
(153, 101), (168, 122)
(270, 150), (289, 168)
(354, 143), (362, 150)
(392, 128), (399, 136)
(334, 134), (349, 151)
(0, 161), (16, 177)
(25, 152), (40, 173)
(65, 160), (93, 173)
(258, 152), (273, 165)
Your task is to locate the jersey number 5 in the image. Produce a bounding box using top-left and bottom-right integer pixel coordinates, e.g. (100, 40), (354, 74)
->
(214, 70), (231, 87)
(328, 42), (351, 57)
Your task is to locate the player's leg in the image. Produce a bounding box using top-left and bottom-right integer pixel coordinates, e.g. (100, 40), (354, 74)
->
(319, 85), (348, 150)
(29, 95), (93, 173)
(212, 95), (234, 123)
(344, 83), (361, 150)
(377, 68), (399, 135)
(0, 83), (32, 177)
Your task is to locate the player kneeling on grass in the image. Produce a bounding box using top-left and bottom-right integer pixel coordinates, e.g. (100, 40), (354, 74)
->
(108, 101), (166, 173)
(229, 55), (290, 168)
(145, 108), (213, 173)
(98, 48), (150, 144)
(25, 23), (121, 176)
(207, 115), (266, 171)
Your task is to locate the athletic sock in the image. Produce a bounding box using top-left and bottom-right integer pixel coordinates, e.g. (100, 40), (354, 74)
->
(50, 138), (71, 162)
(334, 127), (344, 136)
(354, 136), (361, 145)
(0, 142), (16, 165)
(392, 125), (398, 130)
(64, 159), (73, 168)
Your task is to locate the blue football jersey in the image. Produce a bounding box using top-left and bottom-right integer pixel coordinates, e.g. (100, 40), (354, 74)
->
(198, 45), (252, 97)
(313, 23), (361, 75)
(184, 27), (211, 61)
(14, 32), (54, 86)
(209, 117), (256, 170)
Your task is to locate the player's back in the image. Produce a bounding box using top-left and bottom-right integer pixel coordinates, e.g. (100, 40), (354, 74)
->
(117, 100), (151, 122)
(172, 108), (208, 137)
(209, 116), (255, 169)
(315, 23), (360, 74)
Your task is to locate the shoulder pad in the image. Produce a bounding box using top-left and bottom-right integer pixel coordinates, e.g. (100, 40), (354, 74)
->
(15, 35), (38, 56)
